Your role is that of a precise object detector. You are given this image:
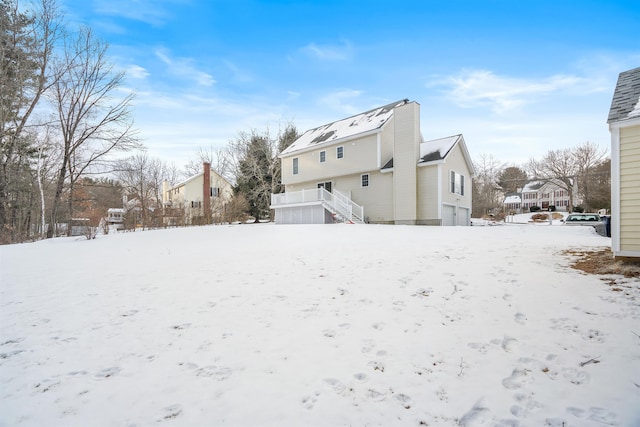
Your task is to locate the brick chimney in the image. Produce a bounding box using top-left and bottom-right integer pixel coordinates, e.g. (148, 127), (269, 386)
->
(203, 162), (211, 219)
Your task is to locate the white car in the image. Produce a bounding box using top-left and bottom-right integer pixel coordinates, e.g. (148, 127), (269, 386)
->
(562, 213), (603, 226)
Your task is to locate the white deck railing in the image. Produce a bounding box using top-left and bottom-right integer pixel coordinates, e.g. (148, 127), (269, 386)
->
(271, 188), (364, 223)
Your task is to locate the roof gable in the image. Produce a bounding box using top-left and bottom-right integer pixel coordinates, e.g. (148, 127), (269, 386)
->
(281, 99), (409, 156)
(419, 135), (460, 163)
(608, 67), (640, 124)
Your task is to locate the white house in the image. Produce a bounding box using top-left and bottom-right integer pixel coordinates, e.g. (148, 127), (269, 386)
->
(162, 162), (233, 225)
(608, 66), (640, 258)
(518, 180), (580, 212)
(271, 100), (475, 225)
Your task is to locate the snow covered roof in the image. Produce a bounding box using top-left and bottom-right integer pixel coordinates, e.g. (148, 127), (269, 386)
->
(504, 195), (521, 204)
(608, 67), (640, 123)
(522, 181), (544, 192)
(381, 134), (471, 172)
(418, 134), (460, 163)
(281, 99), (410, 156)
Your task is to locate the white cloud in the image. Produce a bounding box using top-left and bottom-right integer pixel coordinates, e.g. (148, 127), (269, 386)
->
(127, 64), (149, 79)
(319, 90), (363, 115)
(431, 69), (607, 114)
(155, 48), (215, 87)
(302, 40), (353, 61)
(92, 0), (191, 27)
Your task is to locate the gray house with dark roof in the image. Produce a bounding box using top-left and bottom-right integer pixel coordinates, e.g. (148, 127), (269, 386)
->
(271, 100), (475, 225)
(608, 67), (640, 258)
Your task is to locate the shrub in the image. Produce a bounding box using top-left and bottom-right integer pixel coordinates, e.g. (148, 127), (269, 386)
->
(531, 213), (549, 221)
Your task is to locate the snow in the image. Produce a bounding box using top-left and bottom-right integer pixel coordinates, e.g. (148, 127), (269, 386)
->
(1, 224), (639, 426)
(504, 195), (521, 204)
(280, 100), (408, 156)
(628, 95), (640, 118)
(419, 135), (459, 162)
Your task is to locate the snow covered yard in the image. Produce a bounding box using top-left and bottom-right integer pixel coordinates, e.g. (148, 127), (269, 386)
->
(1, 224), (638, 427)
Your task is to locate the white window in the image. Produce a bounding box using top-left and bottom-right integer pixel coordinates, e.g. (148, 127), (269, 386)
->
(450, 171), (465, 196)
(319, 151), (326, 163)
(336, 146), (344, 159)
(210, 187), (220, 197)
(361, 174), (369, 188)
(293, 158), (298, 175)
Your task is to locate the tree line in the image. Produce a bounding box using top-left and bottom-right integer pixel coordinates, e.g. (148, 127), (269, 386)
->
(472, 141), (611, 218)
(1, 0), (298, 244)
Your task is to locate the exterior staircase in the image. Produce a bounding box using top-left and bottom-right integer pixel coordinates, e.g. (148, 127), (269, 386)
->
(327, 189), (365, 224)
(270, 188), (365, 224)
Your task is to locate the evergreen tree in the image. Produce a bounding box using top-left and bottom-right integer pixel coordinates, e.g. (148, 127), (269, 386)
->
(497, 166), (528, 194)
(1, 0), (60, 242)
(231, 124), (298, 222)
(234, 132), (272, 222)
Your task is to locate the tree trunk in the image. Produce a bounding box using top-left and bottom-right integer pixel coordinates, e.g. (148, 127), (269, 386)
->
(47, 162), (67, 238)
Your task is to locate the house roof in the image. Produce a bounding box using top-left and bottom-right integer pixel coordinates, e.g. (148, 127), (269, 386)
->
(504, 195), (521, 204)
(167, 166), (231, 192)
(522, 181), (544, 192)
(381, 134), (474, 174)
(608, 67), (640, 124)
(419, 135), (460, 163)
(280, 99), (410, 156)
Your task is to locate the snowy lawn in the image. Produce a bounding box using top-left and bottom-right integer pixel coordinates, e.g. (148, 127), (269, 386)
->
(1, 224), (638, 426)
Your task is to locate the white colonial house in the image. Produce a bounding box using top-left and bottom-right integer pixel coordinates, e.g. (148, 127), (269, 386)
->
(503, 180), (581, 213)
(162, 162), (233, 225)
(271, 99), (475, 225)
(608, 66), (640, 258)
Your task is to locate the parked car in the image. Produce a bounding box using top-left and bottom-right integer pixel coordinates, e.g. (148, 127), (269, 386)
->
(562, 213), (603, 226)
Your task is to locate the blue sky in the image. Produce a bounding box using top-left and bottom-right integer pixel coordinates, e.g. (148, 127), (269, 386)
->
(60, 0), (640, 168)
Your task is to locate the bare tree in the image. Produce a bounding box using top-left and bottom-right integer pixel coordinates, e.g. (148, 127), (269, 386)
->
(183, 144), (230, 181)
(115, 153), (167, 229)
(472, 153), (504, 217)
(573, 141), (607, 212)
(528, 148), (577, 212)
(47, 26), (139, 237)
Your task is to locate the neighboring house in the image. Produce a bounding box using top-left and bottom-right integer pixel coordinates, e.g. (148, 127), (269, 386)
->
(516, 180), (580, 212)
(503, 194), (522, 212)
(607, 66), (640, 258)
(271, 99), (475, 225)
(106, 208), (124, 229)
(162, 162), (233, 225)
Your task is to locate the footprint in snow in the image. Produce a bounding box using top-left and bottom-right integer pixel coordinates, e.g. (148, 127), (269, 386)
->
(459, 399), (492, 426)
(158, 404), (182, 422)
(353, 373), (368, 382)
(501, 335), (518, 352)
(94, 367), (121, 379)
(365, 388), (386, 401)
(195, 365), (232, 381)
(567, 406), (618, 424)
(514, 312), (527, 325)
(561, 368), (590, 385)
(323, 378), (346, 394)
(301, 393), (319, 410)
(467, 342), (488, 354)
(394, 393), (412, 409)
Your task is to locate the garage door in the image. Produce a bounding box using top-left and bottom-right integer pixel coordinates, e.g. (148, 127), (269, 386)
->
(442, 205), (455, 226)
(457, 207), (469, 226)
